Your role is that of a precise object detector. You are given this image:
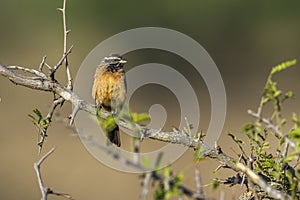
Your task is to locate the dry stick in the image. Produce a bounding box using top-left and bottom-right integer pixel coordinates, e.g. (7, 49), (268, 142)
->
(34, 148), (73, 200)
(7, 65), (47, 78)
(49, 46), (73, 80)
(39, 56), (47, 72)
(58, 0), (72, 90)
(34, 148), (55, 200)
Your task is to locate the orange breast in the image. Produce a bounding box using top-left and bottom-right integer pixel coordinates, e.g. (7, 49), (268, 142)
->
(93, 71), (124, 110)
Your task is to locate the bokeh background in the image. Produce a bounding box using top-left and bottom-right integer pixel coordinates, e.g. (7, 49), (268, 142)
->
(1, 0), (300, 199)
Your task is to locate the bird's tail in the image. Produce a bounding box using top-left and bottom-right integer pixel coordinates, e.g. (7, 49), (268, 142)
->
(107, 125), (121, 147)
(96, 108), (121, 147)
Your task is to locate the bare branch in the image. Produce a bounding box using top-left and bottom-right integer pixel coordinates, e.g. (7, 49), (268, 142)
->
(34, 147), (73, 200)
(49, 45), (73, 80)
(34, 148), (55, 199)
(247, 109), (283, 136)
(140, 172), (151, 200)
(38, 97), (65, 153)
(34, 148), (54, 200)
(39, 56), (47, 72)
(7, 65), (47, 78)
(195, 169), (204, 198)
(58, 0), (72, 90)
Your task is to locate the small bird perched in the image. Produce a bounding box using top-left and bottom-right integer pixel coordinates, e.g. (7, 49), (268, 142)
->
(92, 54), (127, 147)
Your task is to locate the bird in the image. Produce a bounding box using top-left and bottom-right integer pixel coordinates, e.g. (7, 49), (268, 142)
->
(92, 54), (127, 147)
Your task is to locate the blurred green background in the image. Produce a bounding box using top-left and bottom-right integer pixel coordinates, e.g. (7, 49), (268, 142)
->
(1, 0), (300, 199)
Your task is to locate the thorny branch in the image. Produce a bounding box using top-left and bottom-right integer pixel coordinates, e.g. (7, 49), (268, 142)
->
(34, 148), (73, 200)
(1, 60), (240, 166)
(2, 58), (289, 198)
(37, 96), (65, 154)
(57, 0), (72, 90)
(0, 0), (296, 199)
(38, 0), (73, 151)
(237, 163), (291, 200)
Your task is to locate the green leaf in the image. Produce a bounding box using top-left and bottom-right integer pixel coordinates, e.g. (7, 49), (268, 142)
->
(175, 172), (184, 182)
(101, 116), (117, 132)
(292, 113), (300, 129)
(280, 119), (286, 127)
(154, 152), (163, 170)
(130, 112), (150, 124)
(289, 128), (300, 139)
(194, 146), (203, 161)
(284, 91), (294, 99)
(211, 179), (220, 190)
(282, 152), (298, 163)
(270, 59), (297, 76)
(141, 156), (152, 169)
(273, 90), (282, 98)
(33, 108), (43, 118)
(242, 123), (255, 133)
(228, 132), (244, 145)
(28, 108), (49, 128)
(28, 114), (38, 125)
(164, 166), (171, 179)
(262, 97), (270, 105)
(154, 183), (165, 200)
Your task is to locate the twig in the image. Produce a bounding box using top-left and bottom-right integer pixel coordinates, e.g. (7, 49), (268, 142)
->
(247, 109), (283, 136)
(37, 97), (65, 153)
(236, 163), (291, 200)
(247, 109), (298, 152)
(151, 172), (201, 199)
(34, 148), (55, 200)
(49, 46), (73, 80)
(7, 65), (47, 78)
(140, 172), (151, 200)
(69, 99), (83, 125)
(195, 169), (204, 198)
(39, 56), (47, 72)
(133, 138), (140, 165)
(34, 148), (73, 200)
(57, 0), (72, 90)
(215, 173), (247, 187)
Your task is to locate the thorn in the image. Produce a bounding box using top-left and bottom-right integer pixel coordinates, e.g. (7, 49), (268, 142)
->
(69, 102), (81, 126)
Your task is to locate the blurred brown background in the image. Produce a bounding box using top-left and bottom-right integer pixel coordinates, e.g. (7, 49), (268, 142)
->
(1, 0), (300, 199)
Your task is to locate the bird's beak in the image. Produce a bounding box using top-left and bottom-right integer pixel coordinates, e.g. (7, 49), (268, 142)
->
(119, 59), (127, 64)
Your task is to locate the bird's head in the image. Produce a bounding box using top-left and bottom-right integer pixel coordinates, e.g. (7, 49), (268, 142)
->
(102, 54), (127, 72)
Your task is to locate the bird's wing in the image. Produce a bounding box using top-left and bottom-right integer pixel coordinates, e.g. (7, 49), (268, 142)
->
(92, 65), (107, 100)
